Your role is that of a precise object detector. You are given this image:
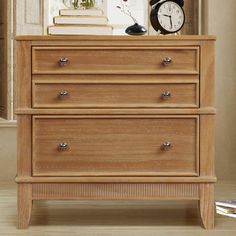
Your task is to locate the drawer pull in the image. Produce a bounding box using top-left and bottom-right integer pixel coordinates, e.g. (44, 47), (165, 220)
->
(162, 91), (172, 100)
(161, 142), (172, 151)
(58, 143), (69, 151)
(163, 57), (172, 66)
(58, 90), (69, 98)
(58, 57), (69, 67)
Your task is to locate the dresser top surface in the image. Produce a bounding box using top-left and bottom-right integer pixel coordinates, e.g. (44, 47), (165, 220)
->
(15, 35), (216, 41)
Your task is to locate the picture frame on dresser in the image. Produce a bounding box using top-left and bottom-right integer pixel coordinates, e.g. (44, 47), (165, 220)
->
(15, 35), (216, 229)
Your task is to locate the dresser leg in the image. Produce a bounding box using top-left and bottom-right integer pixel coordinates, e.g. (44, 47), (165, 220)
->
(17, 184), (32, 229)
(199, 184), (215, 230)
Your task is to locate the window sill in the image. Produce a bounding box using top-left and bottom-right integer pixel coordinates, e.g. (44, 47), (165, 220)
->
(0, 119), (17, 128)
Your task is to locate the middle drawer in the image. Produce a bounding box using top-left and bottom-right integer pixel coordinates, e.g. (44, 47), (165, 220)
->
(32, 80), (199, 109)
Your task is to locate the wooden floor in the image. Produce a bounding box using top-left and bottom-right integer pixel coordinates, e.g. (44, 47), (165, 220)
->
(0, 181), (235, 236)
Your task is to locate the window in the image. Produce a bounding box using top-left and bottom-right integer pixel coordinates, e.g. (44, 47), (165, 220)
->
(0, 0), (8, 119)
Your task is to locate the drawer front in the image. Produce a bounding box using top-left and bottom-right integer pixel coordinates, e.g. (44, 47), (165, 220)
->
(33, 116), (199, 177)
(32, 82), (199, 108)
(32, 47), (199, 74)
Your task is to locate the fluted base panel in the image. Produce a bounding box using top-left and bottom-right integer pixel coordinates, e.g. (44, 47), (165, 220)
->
(32, 183), (200, 200)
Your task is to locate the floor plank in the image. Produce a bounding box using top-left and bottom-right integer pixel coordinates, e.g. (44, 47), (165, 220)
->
(0, 181), (235, 236)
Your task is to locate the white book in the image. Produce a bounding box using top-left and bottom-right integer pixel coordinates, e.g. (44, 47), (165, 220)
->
(60, 9), (103, 16)
(216, 206), (236, 214)
(217, 210), (236, 219)
(216, 201), (236, 209)
(54, 16), (108, 25)
(48, 25), (113, 36)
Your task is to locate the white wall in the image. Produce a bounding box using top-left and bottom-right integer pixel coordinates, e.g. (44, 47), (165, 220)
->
(206, 0), (236, 182)
(107, 0), (147, 35)
(0, 126), (16, 182)
(48, 0), (65, 25)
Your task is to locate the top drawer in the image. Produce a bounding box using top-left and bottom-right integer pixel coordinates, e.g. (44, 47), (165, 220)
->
(32, 47), (199, 75)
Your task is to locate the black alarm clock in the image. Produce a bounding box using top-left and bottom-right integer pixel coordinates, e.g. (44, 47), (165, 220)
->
(150, 0), (185, 35)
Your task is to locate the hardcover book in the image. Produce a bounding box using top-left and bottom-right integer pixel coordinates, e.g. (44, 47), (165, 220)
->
(216, 206), (236, 214)
(216, 201), (236, 209)
(59, 9), (104, 16)
(48, 25), (113, 35)
(54, 16), (108, 25)
(217, 210), (236, 219)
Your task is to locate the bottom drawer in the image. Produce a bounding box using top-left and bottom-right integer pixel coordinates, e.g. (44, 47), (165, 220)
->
(32, 116), (199, 177)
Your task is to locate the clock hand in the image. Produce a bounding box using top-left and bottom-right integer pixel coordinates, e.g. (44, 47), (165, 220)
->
(170, 16), (173, 29)
(162, 14), (173, 29)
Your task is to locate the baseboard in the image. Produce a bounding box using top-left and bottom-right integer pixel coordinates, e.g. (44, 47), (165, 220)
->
(0, 119), (17, 128)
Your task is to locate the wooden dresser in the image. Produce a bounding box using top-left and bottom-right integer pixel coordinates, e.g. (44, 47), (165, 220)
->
(15, 36), (216, 229)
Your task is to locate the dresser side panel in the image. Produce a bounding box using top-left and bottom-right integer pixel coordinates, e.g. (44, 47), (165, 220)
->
(17, 115), (32, 176)
(16, 41), (32, 109)
(200, 115), (215, 177)
(16, 40), (32, 177)
(199, 40), (215, 178)
(200, 41), (215, 107)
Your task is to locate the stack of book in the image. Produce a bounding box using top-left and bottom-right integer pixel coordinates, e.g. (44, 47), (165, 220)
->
(48, 8), (113, 36)
(216, 201), (236, 218)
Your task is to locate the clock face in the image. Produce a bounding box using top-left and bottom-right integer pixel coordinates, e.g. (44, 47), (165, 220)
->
(157, 1), (185, 33)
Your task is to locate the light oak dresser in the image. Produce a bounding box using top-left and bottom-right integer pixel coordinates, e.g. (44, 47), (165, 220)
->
(15, 36), (216, 229)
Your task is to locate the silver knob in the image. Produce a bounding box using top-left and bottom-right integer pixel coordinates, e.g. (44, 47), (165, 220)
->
(161, 142), (172, 151)
(58, 143), (69, 151)
(162, 91), (172, 100)
(163, 57), (172, 66)
(58, 57), (69, 67)
(58, 90), (69, 99)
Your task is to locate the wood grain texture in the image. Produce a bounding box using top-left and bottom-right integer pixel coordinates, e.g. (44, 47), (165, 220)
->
(17, 183), (32, 229)
(15, 35), (216, 41)
(200, 115), (215, 177)
(199, 184), (215, 230)
(15, 108), (216, 115)
(32, 183), (199, 200)
(16, 176), (217, 183)
(32, 74), (199, 82)
(0, 0), (4, 24)
(17, 115), (32, 176)
(200, 41), (215, 107)
(16, 36), (216, 229)
(32, 47), (199, 75)
(30, 40), (214, 47)
(32, 116), (199, 177)
(32, 82), (199, 109)
(16, 41), (32, 109)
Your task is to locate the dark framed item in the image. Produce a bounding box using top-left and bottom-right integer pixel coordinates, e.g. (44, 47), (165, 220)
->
(150, 0), (185, 35)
